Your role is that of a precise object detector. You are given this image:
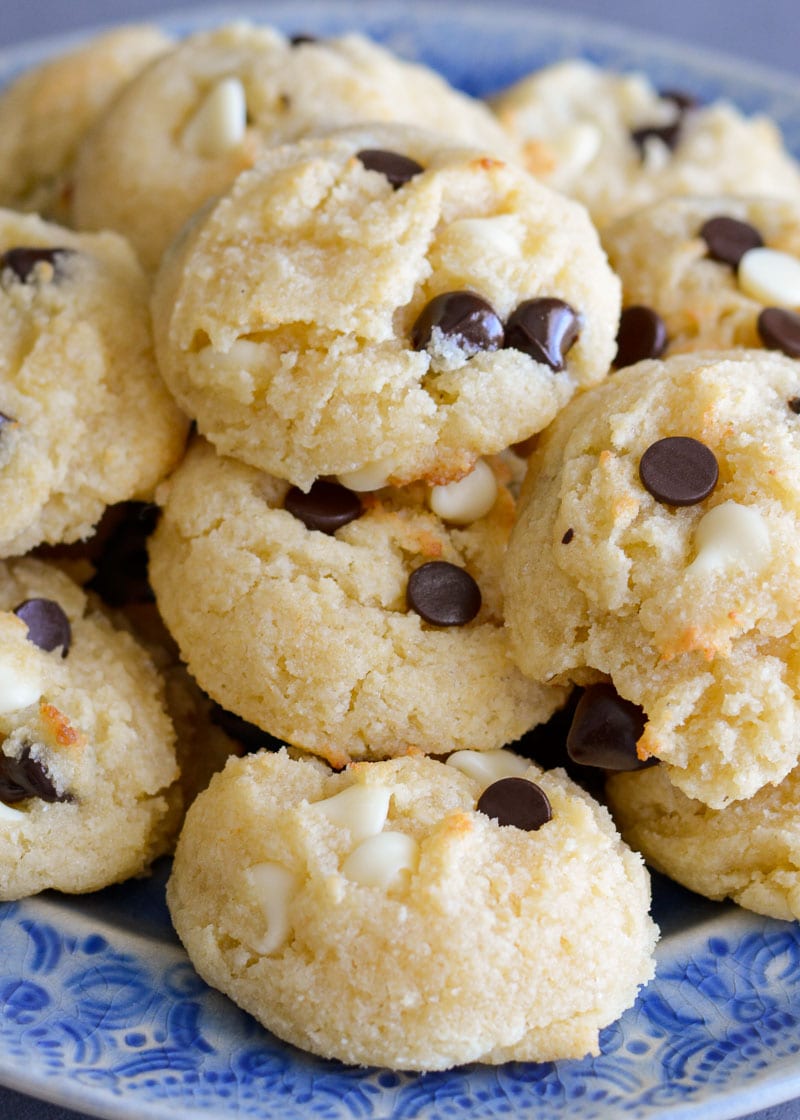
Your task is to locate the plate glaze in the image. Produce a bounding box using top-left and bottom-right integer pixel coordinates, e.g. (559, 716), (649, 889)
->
(3, 4), (800, 1118)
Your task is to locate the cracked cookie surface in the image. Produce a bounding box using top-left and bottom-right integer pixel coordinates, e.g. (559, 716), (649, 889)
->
(603, 194), (800, 357)
(149, 438), (563, 764)
(492, 59), (800, 227)
(0, 558), (181, 899)
(152, 123), (620, 490)
(0, 210), (189, 557)
(71, 23), (516, 270)
(167, 748), (657, 1069)
(607, 762), (800, 922)
(504, 350), (800, 808)
(0, 24), (170, 224)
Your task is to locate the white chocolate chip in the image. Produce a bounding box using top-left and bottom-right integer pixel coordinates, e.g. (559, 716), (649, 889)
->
(550, 121), (602, 178)
(0, 654), (41, 714)
(245, 862), (297, 955)
(198, 338), (262, 372)
(0, 799), (25, 823)
(687, 500), (771, 576)
(428, 459), (498, 525)
(446, 748), (529, 784)
(337, 459), (396, 492)
(183, 77), (247, 158)
(340, 831), (419, 889)
(311, 784), (390, 842)
(738, 248), (800, 308)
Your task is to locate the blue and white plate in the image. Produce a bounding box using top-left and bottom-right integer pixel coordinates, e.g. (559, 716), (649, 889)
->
(3, 4), (800, 1118)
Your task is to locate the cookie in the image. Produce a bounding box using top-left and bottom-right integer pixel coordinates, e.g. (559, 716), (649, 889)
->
(71, 24), (517, 270)
(151, 123), (620, 490)
(492, 60), (800, 227)
(0, 557), (181, 899)
(603, 195), (800, 362)
(167, 748), (657, 1069)
(0, 25), (170, 223)
(37, 500), (248, 806)
(504, 350), (800, 808)
(607, 763), (800, 922)
(148, 437), (564, 766)
(0, 210), (189, 556)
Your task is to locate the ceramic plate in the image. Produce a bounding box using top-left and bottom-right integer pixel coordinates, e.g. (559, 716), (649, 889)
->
(3, 3), (800, 1118)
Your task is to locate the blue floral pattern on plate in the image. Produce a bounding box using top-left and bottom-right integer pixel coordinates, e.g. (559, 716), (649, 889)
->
(3, 4), (800, 1117)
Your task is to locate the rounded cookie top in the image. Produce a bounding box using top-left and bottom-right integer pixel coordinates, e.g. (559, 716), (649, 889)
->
(167, 748), (657, 1070)
(0, 210), (189, 556)
(0, 24), (171, 224)
(0, 557), (181, 899)
(71, 23), (517, 270)
(152, 123), (620, 490)
(603, 195), (800, 361)
(492, 59), (800, 228)
(606, 762), (800, 923)
(504, 350), (800, 808)
(148, 437), (564, 766)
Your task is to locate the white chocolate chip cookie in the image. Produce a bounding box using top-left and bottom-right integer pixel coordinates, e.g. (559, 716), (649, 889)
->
(607, 762), (800, 922)
(492, 60), (800, 227)
(0, 558), (181, 899)
(0, 25), (171, 224)
(167, 749), (657, 1069)
(71, 23), (517, 270)
(148, 438), (564, 766)
(152, 124), (620, 490)
(504, 350), (800, 808)
(603, 195), (800, 358)
(0, 210), (189, 556)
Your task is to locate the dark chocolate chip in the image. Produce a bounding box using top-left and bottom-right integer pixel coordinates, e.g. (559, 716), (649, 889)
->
(0, 411), (15, 429)
(614, 305), (668, 368)
(700, 215), (764, 268)
(356, 149), (424, 189)
(757, 307), (800, 359)
(86, 502), (159, 607)
(0, 246), (73, 283)
(208, 702), (285, 754)
(659, 89), (699, 113)
(0, 745), (70, 805)
(284, 479), (362, 534)
(13, 599), (71, 657)
(476, 776), (552, 831)
(290, 34), (318, 46)
(631, 121), (681, 154)
(511, 688), (606, 798)
(411, 290), (504, 355)
(639, 436), (718, 506)
(406, 561), (481, 626)
(504, 298), (581, 371)
(632, 89), (697, 156)
(788, 397), (800, 414)
(561, 528), (574, 544)
(566, 682), (655, 771)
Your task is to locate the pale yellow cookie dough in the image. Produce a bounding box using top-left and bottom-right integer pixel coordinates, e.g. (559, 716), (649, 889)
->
(149, 438), (564, 766)
(0, 558), (181, 899)
(167, 749), (658, 1069)
(607, 763), (800, 922)
(71, 23), (517, 270)
(603, 195), (800, 354)
(152, 124), (620, 490)
(492, 59), (800, 227)
(504, 350), (800, 808)
(0, 210), (189, 556)
(0, 25), (170, 224)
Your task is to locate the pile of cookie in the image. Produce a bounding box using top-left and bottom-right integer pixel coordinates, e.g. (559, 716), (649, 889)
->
(1, 19), (800, 1072)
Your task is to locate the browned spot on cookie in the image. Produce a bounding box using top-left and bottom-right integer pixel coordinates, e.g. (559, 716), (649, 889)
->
(40, 702), (84, 747)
